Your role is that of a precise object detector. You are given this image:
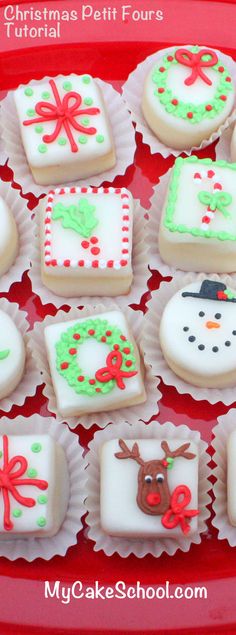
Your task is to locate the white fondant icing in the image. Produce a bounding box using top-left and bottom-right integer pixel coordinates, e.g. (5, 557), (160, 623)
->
(44, 310), (146, 418)
(40, 187), (133, 297)
(142, 46), (235, 149)
(160, 280), (236, 388)
(14, 74), (116, 184)
(100, 438), (199, 538)
(159, 158), (236, 273)
(0, 435), (69, 538)
(0, 310), (25, 399)
(0, 197), (18, 277)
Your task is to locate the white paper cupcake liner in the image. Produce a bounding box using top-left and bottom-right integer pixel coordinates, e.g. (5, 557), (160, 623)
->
(142, 273), (236, 405)
(212, 409), (236, 546)
(215, 122), (234, 162)
(0, 179), (34, 293)
(28, 303), (160, 430)
(0, 75), (136, 196)
(122, 46), (236, 158)
(85, 419), (210, 558)
(29, 196), (149, 309)
(0, 298), (41, 413)
(0, 414), (86, 560)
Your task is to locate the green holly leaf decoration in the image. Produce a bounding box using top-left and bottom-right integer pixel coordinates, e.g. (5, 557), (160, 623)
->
(0, 349), (10, 361)
(52, 198), (98, 238)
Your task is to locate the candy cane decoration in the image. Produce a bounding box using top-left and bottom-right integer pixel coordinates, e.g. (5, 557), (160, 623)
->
(193, 170), (232, 231)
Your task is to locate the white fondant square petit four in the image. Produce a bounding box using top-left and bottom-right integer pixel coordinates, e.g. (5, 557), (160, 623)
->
(40, 186), (133, 297)
(44, 310), (146, 418)
(159, 157), (236, 273)
(14, 74), (116, 185)
(0, 434), (69, 538)
(142, 45), (234, 149)
(227, 429), (236, 527)
(0, 197), (18, 277)
(0, 309), (25, 400)
(100, 438), (199, 538)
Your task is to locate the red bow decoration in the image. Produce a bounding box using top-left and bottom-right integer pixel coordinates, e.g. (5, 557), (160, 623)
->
(23, 79), (100, 153)
(95, 350), (137, 390)
(0, 435), (48, 531)
(175, 48), (218, 86)
(161, 484), (199, 535)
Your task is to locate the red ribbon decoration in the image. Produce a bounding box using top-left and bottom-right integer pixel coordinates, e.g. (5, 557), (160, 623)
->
(175, 48), (218, 86)
(23, 79), (101, 153)
(161, 484), (199, 535)
(0, 435), (48, 531)
(95, 350), (137, 390)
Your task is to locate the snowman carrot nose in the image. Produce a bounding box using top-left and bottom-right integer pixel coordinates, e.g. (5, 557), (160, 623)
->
(205, 321), (221, 329)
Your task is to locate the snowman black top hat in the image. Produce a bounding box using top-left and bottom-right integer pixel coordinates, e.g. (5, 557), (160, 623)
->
(182, 280), (236, 302)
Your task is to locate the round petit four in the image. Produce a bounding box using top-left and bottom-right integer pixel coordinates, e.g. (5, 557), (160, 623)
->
(142, 46), (235, 149)
(101, 437), (199, 538)
(14, 74), (116, 185)
(0, 196), (18, 277)
(160, 279), (236, 388)
(0, 310), (25, 399)
(0, 434), (68, 538)
(40, 186), (133, 297)
(159, 156), (236, 273)
(44, 310), (146, 418)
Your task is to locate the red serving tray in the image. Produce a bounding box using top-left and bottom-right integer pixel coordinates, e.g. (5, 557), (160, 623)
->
(1, 1), (236, 632)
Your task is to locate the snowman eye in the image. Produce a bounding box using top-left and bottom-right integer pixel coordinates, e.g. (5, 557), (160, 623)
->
(199, 311), (205, 317)
(144, 475), (152, 483)
(215, 313), (221, 320)
(156, 473), (164, 483)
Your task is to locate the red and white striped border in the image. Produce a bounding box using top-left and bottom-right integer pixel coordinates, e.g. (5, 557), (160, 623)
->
(44, 186), (131, 270)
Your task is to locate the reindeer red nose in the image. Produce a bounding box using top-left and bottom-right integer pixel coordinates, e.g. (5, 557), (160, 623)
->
(146, 493), (161, 506)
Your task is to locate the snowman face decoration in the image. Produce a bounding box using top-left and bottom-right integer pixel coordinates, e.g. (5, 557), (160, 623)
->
(160, 280), (236, 388)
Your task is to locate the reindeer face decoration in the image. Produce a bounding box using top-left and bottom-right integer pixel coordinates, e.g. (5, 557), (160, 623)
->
(115, 439), (196, 517)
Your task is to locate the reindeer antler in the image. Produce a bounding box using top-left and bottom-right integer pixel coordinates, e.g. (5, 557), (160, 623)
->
(115, 439), (145, 466)
(161, 441), (196, 461)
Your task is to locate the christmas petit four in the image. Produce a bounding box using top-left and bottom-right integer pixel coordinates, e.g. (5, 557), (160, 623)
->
(13, 74), (116, 185)
(100, 438), (199, 538)
(0, 196), (18, 277)
(0, 310), (25, 399)
(160, 279), (236, 388)
(44, 310), (146, 418)
(40, 186), (133, 297)
(159, 157), (236, 273)
(227, 429), (236, 527)
(0, 434), (69, 537)
(142, 45), (235, 149)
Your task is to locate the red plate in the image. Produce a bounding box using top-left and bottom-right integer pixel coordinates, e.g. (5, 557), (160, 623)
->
(1, 1), (236, 633)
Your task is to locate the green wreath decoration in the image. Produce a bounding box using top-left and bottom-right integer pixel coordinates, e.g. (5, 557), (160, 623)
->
(55, 318), (137, 396)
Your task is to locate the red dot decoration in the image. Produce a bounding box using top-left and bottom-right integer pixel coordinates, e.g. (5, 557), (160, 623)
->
(226, 77), (232, 82)
(171, 99), (178, 106)
(90, 236), (98, 244)
(123, 347), (131, 354)
(159, 67), (165, 72)
(120, 335), (126, 341)
(77, 376), (84, 382)
(187, 112), (193, 119)
(60, 362), (68, 370)
(91, 247), (100, 256)
(113, 344), (120, 350)
(89, 379), (96, 385)
(167, 55), (174, 61)
(106, 331), (112, 336)
(101, 336), (107, 342)
(218, 66), (224, 72)
(81, 241), (90, 249)
(69, 348), (77, 355)
(205, 105), (213, 111)
(96, 388), (101, 393)
(220, 95), (227, 101)
(88, 329), (95, 336)
(125, 360), (132, 368)
(73, 333), (80, 340)
(158, 87), (165, 94)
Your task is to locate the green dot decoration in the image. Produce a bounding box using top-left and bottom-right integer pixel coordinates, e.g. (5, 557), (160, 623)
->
(63, 81), (72, 92)
(31, 442), (42, 453)
(0, 451), (2, 459)
(26, 108), (36, 117)
(27, 468), (38, 478)
(13, 509), (22, 518)
(37, 516), (46, 528)
(96, 134), (104, 143)
(58, 137), (67, 146)
(38, 144), (47, 154)
(82, 76), (91, 84)
(37, 495), (48, 505)
(41, 91), (50, 100)
(35, 125), (43, 134)
(24, 87), (34, 97)
(78, 135), (88, 144)
(81, 117), (90, 127)
(84, 97), (93, 106)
